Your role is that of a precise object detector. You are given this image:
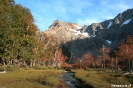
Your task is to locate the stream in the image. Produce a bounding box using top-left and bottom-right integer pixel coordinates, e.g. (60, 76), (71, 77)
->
(62, 71), (79, 88)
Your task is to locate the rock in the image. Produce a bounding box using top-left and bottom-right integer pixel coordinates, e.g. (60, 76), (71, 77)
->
(44, 8), (133, 61)
(0, 71), (6, 73)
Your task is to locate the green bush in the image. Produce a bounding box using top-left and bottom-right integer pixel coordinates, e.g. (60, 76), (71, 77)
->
(33, 65), (45, 70)
(0, 66), (6, 71)
(5, 65), (18, 72)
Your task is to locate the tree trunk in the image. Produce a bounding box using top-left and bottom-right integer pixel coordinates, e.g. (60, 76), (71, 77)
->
(68, 55), (72, 63)
(115, 58), (118, 71)
(132, 59), (133, 70)
(128, 60), (130, 71)
(103, 58), (105, 71)
(92, 59), (96, 70)
(30, 59), (33, 67)
(111, 58), (114, 72)
(52, 58), (56, 68)
(102, 61), (104, 71)
(43, 60), (45, 67)
(80, 60), (81, 69)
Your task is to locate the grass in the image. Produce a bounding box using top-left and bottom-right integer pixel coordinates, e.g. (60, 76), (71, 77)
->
(0, 69), (69, 88)
(1, 66), (133, 88)
(72, 69), (133, 88)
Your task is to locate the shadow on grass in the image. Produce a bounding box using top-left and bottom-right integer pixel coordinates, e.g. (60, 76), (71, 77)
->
(67, 69), (94, 88)
(74, 77), (94, 88)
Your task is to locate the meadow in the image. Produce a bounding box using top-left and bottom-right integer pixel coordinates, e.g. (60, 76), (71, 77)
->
(72, 69), (133, 88)
(0, 67), (69, 88)
(0, 65), (133, 88)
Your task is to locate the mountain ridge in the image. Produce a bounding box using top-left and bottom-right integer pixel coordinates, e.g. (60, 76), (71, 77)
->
(44, 8), (133, 60)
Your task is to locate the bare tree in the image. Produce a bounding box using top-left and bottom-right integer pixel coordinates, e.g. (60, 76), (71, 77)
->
(99, 45), (110, 71)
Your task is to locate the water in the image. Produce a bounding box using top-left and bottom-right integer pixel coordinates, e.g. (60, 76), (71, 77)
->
(62, 71), (79, 88)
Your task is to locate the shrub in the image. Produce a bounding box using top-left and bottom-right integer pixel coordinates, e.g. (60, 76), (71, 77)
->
(33, 65), (47, 70)
(0, 66), (6, 71)
(5, 65), (19, 72)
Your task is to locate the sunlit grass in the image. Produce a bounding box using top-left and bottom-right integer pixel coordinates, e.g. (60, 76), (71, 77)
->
(0, 69), (69, 88)
(72, 69), (133, 88)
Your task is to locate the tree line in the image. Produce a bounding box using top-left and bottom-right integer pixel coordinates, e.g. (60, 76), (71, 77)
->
(0, 0), (65, 68)
(69, 36), (133, 72)
(0, 0), (133, 71)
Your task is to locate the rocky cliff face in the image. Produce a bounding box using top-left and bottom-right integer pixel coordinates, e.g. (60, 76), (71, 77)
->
(44, 8), (133, 59)
(45, 19), (90, 43)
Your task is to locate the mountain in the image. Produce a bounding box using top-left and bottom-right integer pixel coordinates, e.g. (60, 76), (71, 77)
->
(44, 19), (88, 42)
(44, 8), (133, 60)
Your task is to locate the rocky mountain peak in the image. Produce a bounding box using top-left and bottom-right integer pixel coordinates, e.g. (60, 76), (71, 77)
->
(52, 19), (61, 27)
(113, 8), (133, 25)
(44, 8), (133, 59)
(48, 19), (82, 31)
(48, 19), (64, 30)
(45, 19), (86, 42)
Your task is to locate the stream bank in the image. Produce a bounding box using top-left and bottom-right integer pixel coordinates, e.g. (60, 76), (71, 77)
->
(62, 71), (78, 88)
(62, 70), (93, 88)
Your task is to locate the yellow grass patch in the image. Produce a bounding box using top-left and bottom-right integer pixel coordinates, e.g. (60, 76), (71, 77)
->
(72, 69), (133, 88)
(0, 69), (68, 88)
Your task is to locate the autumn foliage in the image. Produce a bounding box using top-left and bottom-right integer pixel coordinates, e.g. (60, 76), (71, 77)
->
(48, 48), (68, 68)
(72, 53), (98, 69)
(71, 46), (113, 70)
(116, 35), (133, 70)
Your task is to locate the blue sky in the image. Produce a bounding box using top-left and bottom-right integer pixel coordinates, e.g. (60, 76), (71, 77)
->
(15, 0), (133, 31)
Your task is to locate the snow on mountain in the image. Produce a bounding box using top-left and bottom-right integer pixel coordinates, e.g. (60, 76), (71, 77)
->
(74, 31), (82, 35)
(70, 29), (77, 32)
(70, 27), (89, 37)
(45, 8), (133, 59)
(81, 32), (89, 36)
(94, 29), (97, 31)
(92, 35), (96, 37)
(106, 40), (112, 45)
(121, 18), (132, 27)
(107, 21), (112, 29)
(76, 26), (82, 29)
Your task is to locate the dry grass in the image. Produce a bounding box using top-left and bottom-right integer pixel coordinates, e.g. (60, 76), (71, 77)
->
(72, 69), (133, 88)
(0, 69), (69, 88)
